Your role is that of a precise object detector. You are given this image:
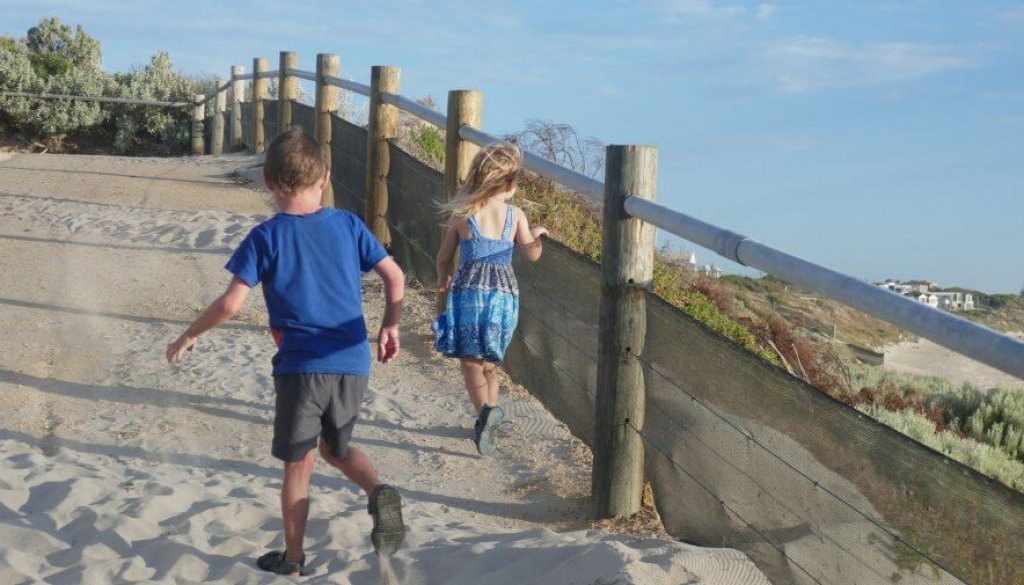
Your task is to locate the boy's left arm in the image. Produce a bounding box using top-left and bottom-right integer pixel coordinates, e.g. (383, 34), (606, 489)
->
(372, 256), (405, 364)
(166, 276), (252, 363)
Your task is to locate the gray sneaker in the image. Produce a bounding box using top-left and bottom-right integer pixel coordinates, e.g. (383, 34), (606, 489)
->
(475, 404), (505, 456)
(368, 484), (406, 556)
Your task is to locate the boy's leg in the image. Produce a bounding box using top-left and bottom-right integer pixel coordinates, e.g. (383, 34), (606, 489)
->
(320, 375), (405, 555)
(264, 374), (330, 573)
(281, 450), (316, 566)
(319, 441), (379, 494)
(460, 358), (489, 414)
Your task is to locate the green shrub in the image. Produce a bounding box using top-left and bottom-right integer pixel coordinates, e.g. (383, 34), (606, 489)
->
(858, 405), (1024, 490)
(28, 51), (72, 78)
(0, 36), (19, 54)
(411, 124), (445, 167)
(0, 18), (209, 153)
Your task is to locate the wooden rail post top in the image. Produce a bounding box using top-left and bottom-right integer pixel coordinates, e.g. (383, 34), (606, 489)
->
(314, 53), (340, 207)
(366, 65), (401, 246)
(278, 51), (298, 135)
(252, 57), (268, 154)
(443, 89), (483, 200)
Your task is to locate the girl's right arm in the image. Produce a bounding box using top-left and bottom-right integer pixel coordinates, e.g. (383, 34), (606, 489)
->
(514, 209), (548, 263)
(436, 215), (460, 291)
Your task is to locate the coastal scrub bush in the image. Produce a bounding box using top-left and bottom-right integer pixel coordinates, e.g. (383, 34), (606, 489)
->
(857, 404), (1024, 490)
(0, 17), (209, 153)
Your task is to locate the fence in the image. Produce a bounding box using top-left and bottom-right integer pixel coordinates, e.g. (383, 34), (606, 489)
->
(6, 51), (1024, 585)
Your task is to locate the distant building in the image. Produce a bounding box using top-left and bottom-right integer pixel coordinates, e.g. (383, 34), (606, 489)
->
(878, 280), (973, 311)
(698, 264), (723, 279)
(906, 292), (939, 308)
(932, 291), (975, 311)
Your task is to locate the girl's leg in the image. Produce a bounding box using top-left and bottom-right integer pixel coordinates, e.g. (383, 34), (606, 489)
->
(460, 358), (489, 414)
(483, 363), (499, 407)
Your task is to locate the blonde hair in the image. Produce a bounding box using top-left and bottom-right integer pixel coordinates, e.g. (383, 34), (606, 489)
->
(442, 142), (522, 220)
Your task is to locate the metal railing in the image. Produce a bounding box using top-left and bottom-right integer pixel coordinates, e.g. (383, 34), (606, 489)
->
(0, 91), (192, 108)
(622, 196), (1024, 381)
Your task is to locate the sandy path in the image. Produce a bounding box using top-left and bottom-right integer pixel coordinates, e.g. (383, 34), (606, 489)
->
(883, 335), (1024, 391)
(0, 152), (766, 584)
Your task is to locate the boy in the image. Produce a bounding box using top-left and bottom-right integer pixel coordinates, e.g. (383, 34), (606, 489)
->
(166, 129), (406, 576)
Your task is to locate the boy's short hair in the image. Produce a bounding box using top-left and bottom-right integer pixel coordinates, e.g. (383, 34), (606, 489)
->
(264, 129), (329, 194)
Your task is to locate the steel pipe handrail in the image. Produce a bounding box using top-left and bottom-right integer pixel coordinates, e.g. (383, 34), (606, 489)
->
(285, 67), (317, 82)
(381, 92), (447, 128)
(255, 69), (279, 80)
(232, 72), (254, 81)
(459, 126), (605, 199)
(322, 75), (371, 97)
(622, 195), (1024, 382)
(0, 91), (192, 108)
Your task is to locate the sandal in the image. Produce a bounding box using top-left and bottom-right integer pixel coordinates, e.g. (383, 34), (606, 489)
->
(368, 484), (406, 555)
(256, 550), (306, 575)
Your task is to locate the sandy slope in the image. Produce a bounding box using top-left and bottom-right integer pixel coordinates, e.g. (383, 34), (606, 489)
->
(0, 152), (767, 584)
(884, 335), (1024, 391)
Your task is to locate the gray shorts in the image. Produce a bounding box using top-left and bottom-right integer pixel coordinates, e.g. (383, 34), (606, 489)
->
(272, 374), (367, 462)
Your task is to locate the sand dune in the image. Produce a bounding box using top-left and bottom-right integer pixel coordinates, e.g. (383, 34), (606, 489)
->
(0, 152), (768, 584)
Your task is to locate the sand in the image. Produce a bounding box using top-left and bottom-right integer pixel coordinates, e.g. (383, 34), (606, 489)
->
(883, 334), (1024, 391)
(0, 152), (767, 584)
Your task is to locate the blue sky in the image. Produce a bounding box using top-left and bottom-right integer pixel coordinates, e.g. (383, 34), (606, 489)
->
(4, 1), (1023, 292)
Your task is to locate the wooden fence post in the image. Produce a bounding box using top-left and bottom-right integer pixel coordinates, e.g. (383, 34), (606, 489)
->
(252, 57), (267, 154)
(191, 94), (205, 156)
(439, 90), (482, 312)
(593, 144), (658, 519)
(278, 51), (298, 136)
(366, 66), (401, 247)
(210, 78), (226, 155)
(230, 65), (244, 150)
(443, 90), (482, 200)
(314, 53), (340, 207)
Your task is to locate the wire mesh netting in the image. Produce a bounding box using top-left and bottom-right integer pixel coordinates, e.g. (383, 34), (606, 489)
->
(236, 100), (1024, 585)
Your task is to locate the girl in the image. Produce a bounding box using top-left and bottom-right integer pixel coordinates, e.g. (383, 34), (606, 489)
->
(434, 143), (547, 455)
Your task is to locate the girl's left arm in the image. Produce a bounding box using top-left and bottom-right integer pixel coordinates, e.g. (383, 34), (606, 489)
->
(514, 208), (547, 263)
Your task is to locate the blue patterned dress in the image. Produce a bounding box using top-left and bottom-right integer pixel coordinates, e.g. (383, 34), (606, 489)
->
(434, 205), (520, 363)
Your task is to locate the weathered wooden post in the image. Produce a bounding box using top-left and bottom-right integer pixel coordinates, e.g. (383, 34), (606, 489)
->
(191, 94), (205, 156)
(252, 57), (267, 154)
(229, 65), (245, 150)
(365, 66), (401, 247)
(593, 144), (658, 519)
(278, 51), (298, 136)
(443, 90), (482, 201)
(439, 90), (482, 312)
(314, 53), (339, 207)
(210, 78), (226, 155)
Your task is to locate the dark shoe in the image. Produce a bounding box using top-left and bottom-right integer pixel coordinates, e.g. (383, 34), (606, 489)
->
(256, 550), (305, 575)
(476, 405), (504, 456)
(368, 484), (406, 556)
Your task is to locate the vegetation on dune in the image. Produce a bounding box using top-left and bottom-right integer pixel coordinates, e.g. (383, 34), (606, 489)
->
(0, 17), (215, 154)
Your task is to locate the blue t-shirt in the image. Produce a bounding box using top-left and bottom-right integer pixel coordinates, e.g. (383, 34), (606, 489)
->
(225, 208), (388, 376)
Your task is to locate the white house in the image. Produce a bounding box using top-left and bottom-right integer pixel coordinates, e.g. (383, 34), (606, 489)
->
(879, 280), (975, 311)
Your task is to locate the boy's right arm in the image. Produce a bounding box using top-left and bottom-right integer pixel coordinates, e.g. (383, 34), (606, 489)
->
(166, 277), (252, 363)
